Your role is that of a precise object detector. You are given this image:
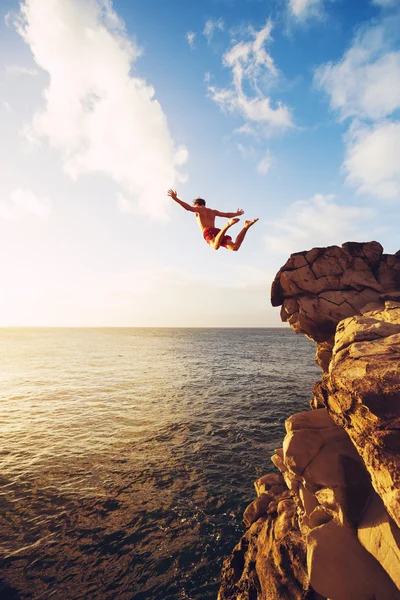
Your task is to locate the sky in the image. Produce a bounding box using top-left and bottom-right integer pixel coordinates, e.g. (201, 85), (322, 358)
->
(0, 0), (400, 327)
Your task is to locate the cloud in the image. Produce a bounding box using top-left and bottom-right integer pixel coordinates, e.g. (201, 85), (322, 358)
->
(236, 142), (255, 158)
(265, 194), (376, 254)
(344, 121), (400, 199)
(186, 31), (196, 49)
(207, 20), (293, 135)
(203, 18), (224, 43)
(222, 265), (272, 291)
(0, 188), (51, 219)
(5, 64), (38, 76)
(116, 192), (137, 214)
(315, 20), (400, 121)
(111, 263), (271, 297)
(315, 15), (400, 201)
(372, 0), (400, 6)
(13, 0), (188, 219)
(288, 0), (324, 21)
(257, 149), (273, 174)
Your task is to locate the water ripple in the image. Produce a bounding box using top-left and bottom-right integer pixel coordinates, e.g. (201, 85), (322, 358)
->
(0, 327), (320, 600)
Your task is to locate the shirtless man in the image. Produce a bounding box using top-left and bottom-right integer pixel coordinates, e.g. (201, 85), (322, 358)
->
(167, 189), (258, 251)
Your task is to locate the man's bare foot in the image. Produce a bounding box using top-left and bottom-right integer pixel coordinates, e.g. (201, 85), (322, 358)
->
(228, 217), (240, 226)
(244, 218), (259, 228)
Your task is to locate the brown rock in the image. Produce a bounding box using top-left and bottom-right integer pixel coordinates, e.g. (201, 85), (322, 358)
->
(219, 491), (323, 600)
(358, 492), (400, 588)
(270, 241), (399, 344)
(279, 409), (372, 528)
(310, 381), (328, 409)
(307, 518), (400, 600)
(220, 241), (400, 600)
(326, 302), (400, 527)
(254, 472), (287, 498)
(314, 339), (334, 373)
(243, 493), (275, 527)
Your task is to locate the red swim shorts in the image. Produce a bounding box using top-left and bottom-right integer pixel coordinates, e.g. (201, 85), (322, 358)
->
(203, 227), (232, 248)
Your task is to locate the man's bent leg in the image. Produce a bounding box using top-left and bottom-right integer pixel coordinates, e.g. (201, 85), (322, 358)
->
(211, 218), (240, 250)
(230, 218), (259, 252)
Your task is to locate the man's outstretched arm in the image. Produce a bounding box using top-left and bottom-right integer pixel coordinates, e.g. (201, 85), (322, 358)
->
(167, 189), (197, 213)
(214, 208), (244, 218)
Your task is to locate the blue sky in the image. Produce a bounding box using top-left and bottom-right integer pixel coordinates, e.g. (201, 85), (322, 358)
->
(0, 0), (399, 326)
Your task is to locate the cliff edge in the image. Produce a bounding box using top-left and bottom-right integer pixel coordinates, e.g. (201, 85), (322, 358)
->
(218, 241), (400, 600)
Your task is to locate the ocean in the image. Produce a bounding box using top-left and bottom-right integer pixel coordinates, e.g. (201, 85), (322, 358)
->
(0, 328), (320, 600)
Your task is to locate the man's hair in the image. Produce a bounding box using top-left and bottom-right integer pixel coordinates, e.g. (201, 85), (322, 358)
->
(193, 197), (206, 207)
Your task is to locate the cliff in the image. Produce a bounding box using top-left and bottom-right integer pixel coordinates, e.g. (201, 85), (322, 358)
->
(218, 241), (400, 600)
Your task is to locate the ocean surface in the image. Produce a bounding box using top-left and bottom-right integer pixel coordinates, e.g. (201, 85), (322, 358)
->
(0, 328), (320, 600)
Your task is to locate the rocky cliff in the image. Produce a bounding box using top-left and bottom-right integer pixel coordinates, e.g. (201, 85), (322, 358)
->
(218, 241), (400, 600)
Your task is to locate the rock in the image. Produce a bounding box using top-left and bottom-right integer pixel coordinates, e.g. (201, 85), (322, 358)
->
(218, 490), (323, 600)
(220, 241), (400, 599)
(357, 492), (400, 589)
(326, 302), (400, 527)
(254, 472), (287, 497)
(218, 521), (263, 600)
(307, 518), (400, 600)
(285, 408), (336, 431)
(271, 243), (400, 530)
(271, 241), (399, 343)
(243, 492), (275, 527)
(278, 408), (372, 528)
(315, 339), (334, 373)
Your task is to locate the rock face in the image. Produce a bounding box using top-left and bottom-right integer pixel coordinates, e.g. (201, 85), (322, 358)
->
(219, 242), (400, 600)
(218, 474), (323, 600)
(271, 241), (400, 371)
(325, 302), (400, 528)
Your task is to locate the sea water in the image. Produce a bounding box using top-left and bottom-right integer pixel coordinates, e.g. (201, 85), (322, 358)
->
(0, 328), (320, 600)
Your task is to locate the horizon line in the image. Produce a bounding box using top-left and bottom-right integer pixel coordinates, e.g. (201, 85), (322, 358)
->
(0, 325), (288, 329)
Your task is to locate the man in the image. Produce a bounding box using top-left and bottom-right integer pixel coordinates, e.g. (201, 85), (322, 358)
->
(167, 189), (258, 251)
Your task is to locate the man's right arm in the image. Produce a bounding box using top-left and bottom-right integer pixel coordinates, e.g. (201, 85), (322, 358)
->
(167, 189), (197, 212)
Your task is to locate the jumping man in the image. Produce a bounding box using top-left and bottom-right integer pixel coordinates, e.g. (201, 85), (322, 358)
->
(167, 189), (259, 251)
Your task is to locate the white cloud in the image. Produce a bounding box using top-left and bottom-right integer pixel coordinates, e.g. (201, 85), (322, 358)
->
(0, 188), (51, 219)
(236, 142), (255, 158)
(207, 20), (293, 135)
(257, 149), (273, 174)
(315, 21), (400, 121)
(225, 265), (271, 291)
(111, 263), (271, 297)
(234, 123), (258, 136)
(5, 64), (38, 76)
(344, 121), (400, 199)
(116, 192), (137, 214)
(315, 15), (400, 201)
(372, 0), (400, 6)
(203, 18), (224, 43)
(265, 194), (375, 254)
(288, 0), (324, 21)
(13, 0), (188, 219)
(186, 31), (196, 49)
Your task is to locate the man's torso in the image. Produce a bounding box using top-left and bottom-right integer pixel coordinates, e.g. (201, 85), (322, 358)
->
(196, 208), (216, 232)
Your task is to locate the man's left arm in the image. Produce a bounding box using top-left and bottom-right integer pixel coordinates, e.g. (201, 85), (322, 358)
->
(214, 208), (244, 218)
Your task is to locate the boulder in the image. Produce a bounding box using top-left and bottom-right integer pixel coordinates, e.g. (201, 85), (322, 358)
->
(271, 241), (400, 347)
